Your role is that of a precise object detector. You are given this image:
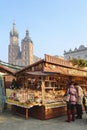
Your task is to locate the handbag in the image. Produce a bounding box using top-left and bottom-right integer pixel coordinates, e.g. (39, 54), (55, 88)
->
(63, 88), (70, 102)
(63, 94), (70, 102)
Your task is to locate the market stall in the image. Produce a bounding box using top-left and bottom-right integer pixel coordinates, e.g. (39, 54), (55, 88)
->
(6, 54), (87, 119)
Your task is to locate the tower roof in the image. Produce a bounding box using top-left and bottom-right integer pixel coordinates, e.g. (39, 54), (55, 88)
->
(10, 22), (18, 37)
(22, 30), (33, 43)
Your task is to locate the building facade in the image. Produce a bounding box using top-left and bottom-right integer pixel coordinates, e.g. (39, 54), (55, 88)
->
(64, 45), (87, 60)
(8, 23), (40, 66)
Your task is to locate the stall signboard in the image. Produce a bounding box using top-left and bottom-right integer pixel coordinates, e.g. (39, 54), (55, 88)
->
(45, 54), (87, 77)
(68, 69), (87, 77)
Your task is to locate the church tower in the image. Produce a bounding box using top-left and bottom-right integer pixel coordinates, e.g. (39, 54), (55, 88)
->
(8, 23), (35, 66)
(21, 30), (34, 66)
(8, 23), (20, 65)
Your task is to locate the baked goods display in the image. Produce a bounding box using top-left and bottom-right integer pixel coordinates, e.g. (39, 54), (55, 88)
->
(45, 90), (65, 103)
(6, 88), (65, 107)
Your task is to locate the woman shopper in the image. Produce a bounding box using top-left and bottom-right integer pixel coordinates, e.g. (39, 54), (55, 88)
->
(65, 81), (77, 122)
(83, 88), (87, 113)
(74, 82), (83, 119)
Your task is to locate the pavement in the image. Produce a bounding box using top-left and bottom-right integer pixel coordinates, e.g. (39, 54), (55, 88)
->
(0, 110), (87, 130)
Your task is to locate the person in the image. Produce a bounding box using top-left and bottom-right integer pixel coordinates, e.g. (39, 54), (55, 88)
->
(74, 82), (83, 119)
(10, 79), (19, 89)
(65, 81), (77, 122)
(83, 88), (87, 113)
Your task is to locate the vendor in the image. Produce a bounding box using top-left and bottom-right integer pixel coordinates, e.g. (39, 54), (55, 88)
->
(10, 79), (19, 89)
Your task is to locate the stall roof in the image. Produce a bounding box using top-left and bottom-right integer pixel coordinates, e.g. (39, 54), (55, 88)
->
(15, 59), (44, 74)
(26, 71), (59, 76)
(15, 54), (87, 77)
(0, 64), (15, 75)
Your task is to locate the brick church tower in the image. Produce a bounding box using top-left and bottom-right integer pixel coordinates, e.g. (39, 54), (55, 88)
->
(21, 30), (34, 66)
(8, 22), (20, 65)
(8, 23), (34, 66)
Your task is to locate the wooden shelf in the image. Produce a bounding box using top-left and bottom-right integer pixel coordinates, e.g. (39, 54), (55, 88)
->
(45, 87), (58, 89)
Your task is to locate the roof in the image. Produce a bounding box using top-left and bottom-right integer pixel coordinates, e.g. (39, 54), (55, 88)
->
(0, 64), (15, 75)
(16, 59), (44, 74)
(15, 54), (87, 77)
(26, 71), (58, 76)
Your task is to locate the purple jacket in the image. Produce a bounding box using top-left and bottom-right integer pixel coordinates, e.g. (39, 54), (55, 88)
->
(67, 84), (77, 104)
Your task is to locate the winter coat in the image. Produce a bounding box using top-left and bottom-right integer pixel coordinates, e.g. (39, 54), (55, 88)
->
(75, 85), (83, 105)
(67, 84), (77, 105)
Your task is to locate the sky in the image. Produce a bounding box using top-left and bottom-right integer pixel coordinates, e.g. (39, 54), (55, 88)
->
(1, 0), (87, 62)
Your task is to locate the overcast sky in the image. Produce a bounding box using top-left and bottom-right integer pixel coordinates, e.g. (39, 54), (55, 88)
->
(1, 0), (87, 62)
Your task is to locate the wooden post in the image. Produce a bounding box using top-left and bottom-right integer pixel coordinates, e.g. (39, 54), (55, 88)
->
(26, 108), (28, 120)
(41, 77), (45, 105)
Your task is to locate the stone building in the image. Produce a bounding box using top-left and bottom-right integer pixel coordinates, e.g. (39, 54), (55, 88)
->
(64, 45), (87, 60)
(8, 23), (40, 66)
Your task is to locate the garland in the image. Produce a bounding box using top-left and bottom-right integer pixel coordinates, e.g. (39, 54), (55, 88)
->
(70, 58), (87, 67)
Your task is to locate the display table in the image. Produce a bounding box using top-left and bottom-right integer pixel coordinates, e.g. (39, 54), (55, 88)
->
(6, 100), (41, 119)
(29, 102), (67, 120)
(6, 99), (67, 120)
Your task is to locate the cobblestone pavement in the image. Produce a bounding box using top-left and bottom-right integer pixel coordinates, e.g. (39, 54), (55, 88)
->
(0, 110), (87, 130)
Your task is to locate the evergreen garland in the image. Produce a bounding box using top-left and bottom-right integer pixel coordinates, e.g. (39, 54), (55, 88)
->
(70, 58), (87, 67)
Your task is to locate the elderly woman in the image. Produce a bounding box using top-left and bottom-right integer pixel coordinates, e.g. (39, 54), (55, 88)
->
(65, 81), (77, 122)
(74, 82), (83, 119)
(83, 88), (87, 113)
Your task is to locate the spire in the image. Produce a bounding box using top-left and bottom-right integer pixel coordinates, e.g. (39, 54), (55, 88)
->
(13, 22), (16, 32)
(10, 22), (18, 37)
(21, 30), (33, 43)
(26, 30), (29, 37)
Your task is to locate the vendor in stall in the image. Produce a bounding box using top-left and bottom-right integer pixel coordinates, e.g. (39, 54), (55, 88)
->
(10, 79), (19, 89)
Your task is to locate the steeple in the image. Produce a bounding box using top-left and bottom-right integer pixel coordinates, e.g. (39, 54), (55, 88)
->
(26, 30), (29, 37)
(21, 30), (33, 43)
(9, 22), (20, 64)
(9, 22), (19, 46)
(10, 22), (18, 37)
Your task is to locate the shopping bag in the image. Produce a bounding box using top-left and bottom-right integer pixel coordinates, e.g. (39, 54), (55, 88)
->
(63, 94), (70, 102)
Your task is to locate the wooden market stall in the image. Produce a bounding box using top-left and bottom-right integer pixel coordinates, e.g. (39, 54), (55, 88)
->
(6, 54), (87, 119)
